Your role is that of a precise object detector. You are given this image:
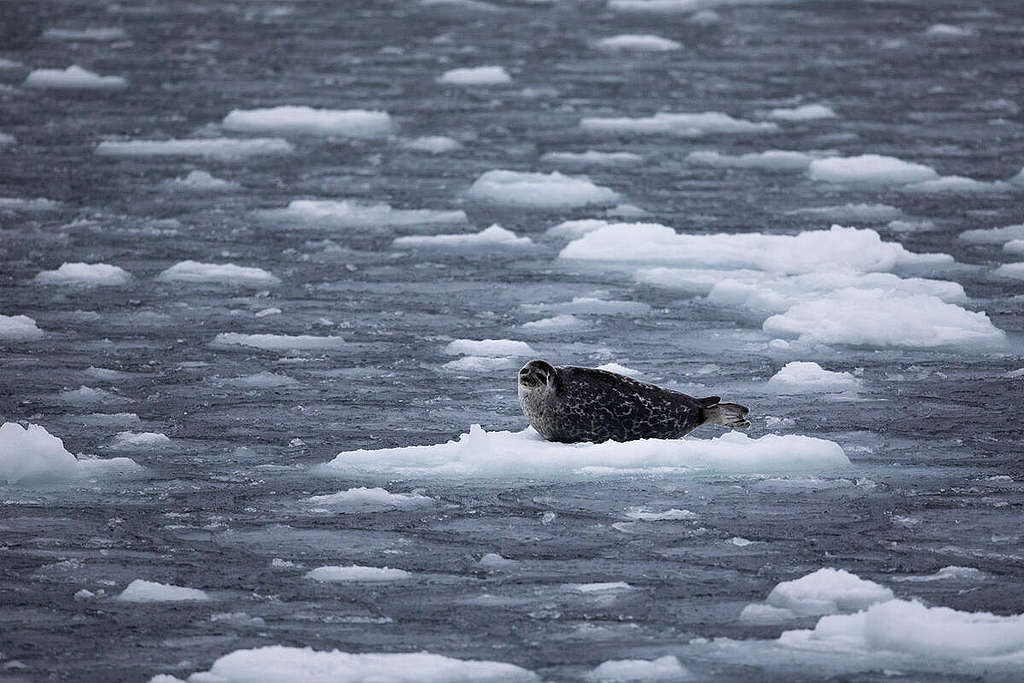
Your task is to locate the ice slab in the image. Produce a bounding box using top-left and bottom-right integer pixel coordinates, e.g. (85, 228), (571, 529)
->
(523, 296), (651, 315)
(581, 111), (777, 136)
(994, 263), (1024, 279)
(444, 339), (535, 356)
(43, 27), (127, 41)
(521, 314), (584, 332)
(808, 155), (939, 186)
(117, 579), (209, 603)
(257, 199), (466, 228)
(0, 197), (60, 211)
(467, 170), (619, 208)
(594, 34), (681, 51)
(959, 224), (1024, 244)
(303, 487), (433, 512)
(156, 261), (280, 287)
(393, 224), (532, 248)
(24, 65), (126, 89)
(34, 262), (131, 287)
(904, 176), (1013, 194)
(402, 135), (462, 153)
(765, 568), (894, 617)
(540, 150), (643, 166)
(438, 65), (511, 85)
(110, 432), (171, 449)
(765, 104), (836, 121)
(306, 565), (412, 582)
(766, 362), (861, 393)
(223, 106), (392, 138)
(166, 170), (238, 191)
(585, 655), (691, 682)
(320, 425), (849, 479)
(210, 333), (346, 352)
(0, 422), (139, 485)
(442, 356), (521, 372)
(96, 138), (293, 160)
(218, 372), (298, 388)
(687, 150), (817, 171)
(0, 314), (45, 341)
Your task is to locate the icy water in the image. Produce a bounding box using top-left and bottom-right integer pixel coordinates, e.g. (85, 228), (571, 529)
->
(2, 0), (1024, 681)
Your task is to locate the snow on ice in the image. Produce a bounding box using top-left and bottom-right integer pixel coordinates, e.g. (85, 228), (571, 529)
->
(156, 261), (280, 287)
(0, 314), (45, 341)
(585, 655), (691, 682)
(765, 104), (836, 121)
(116, 579), (209, 603)
(305, 565), (412, 582)
(540, 150), (644, 166)
(766, 362), (862, 394)
(96, 138), (294, 160)
(687, 150), (818, 171)
(223, 106), (393, 138)
(165, 170), (239, 191)
(0, 422), (139, 485)
(438, 65), (512, 85)
(33, 263), (131, 287)
(210, 333), (346, 352)
(580, 111), (777, 136)
(467, 170), (619, 208)
(257, 199), (466, 228)
(23, 65), (126, 89)
(393, 225), (533, 248)
(594, 34), (682, 51)
(303, 487), (433, 512)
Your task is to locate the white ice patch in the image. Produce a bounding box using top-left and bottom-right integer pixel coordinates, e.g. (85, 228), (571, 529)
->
(740, 568), (894, 623)
(808, 154), (939, 186)
(402, 135), (462, 153)
(305, 565), (412, 582)
(0, 197), (60, 211)
(925, 23), (975, 39)
(110, 432), (171, 449)
(624, 506), (697, 521)
(444, 339), (536, 356)
(765, 104), (837, 121)
(959, 224), (1024, 244)
(0, 314), (45, 341)
(903, 176), (1014, 194)
(610, 0), (775, 13)
(117, 579), (209, 603)
(0, 133), (15, 145)
(95, 138), (293, 160)
(581, 111), (777, 137)
(393, 224), (532, 248)
(43, 27), (127, 41)
(893, 566), (986, 583)
(438, 65), (512, 85)
(257, 199), (466, 228)
(766, 362), (861, 394)
(467, 170), (619, 208)
(585, 655), (691, 682)
(993, 263), (1024, 280)
(166, 170), (238, 191)
(520, 314), (584, 332)
(211, 333), (346, 352)
(594, 34), (682, 51)
(442, 356), (521, 372)
(596, 362), (641, 378)
(149, 645), (539, 683)
(478, 553), (520, 570)
(523, 296), (650, 315)
(540, 150), (643, 166)
(1003, 240), (1024, 255)
(156, 261), (280, 287)
(58, 386), (127, 405)
(303, 487), (433, 512)
(545, 219), (619, 241)
(24, 65), (126, 89)
(788, 203), (905, 222)
(687, 150), (817, 171)
(0, 422), (140, 484)
(320, 425), (849, 479)
(34, 263), (131, 287)
(223, 106), (392, 138)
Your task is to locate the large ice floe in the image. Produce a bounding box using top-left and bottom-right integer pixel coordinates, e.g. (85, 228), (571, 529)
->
(808, 154), (1022, 193)
(149, 645), (539, 682)
(96, 138), (293, 160)
(156, 261), (280, 287)
(23, 65), (126, 89)
(467, 170), (619, 208)
(393, 224), (533, 249)
(580, 112), (777, 136)
(0, 314), (45, 341)
(33, 262), (131, 286)
(222, 106), (392, 138)
(256, 199), (466, 228)
(0, 422), (140, 485)
(320, 425), (848, 479)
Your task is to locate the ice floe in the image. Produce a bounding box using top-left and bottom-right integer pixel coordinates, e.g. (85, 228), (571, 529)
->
(959, 224), (1024, 244)
(0, 314), (45, 341)
(904, 176), (1013, 194)
(540, 150), (643, 166)
(0, 422), (140, 485)
(24, 65), (126, 89)
(523, 296), (651, 315)
(96, 138), (293, 160)
(808, 154), (939, 186)
(438, 65), (512, 85)
(994, 263), (1024, 279)
(624, 507), (697, 521)
(765, 104), (836, 121)
(165, 170), (239, 191)
(687, 150), (817, 171)
(585, 655), (690, 682)
(746, 568), (894, 621)
(402, 135), (462, 153)
(442, 356), (522, 372)
(305, 565), (412, 582)
(222, 106), (392, 138)
(893, 566), (986, 583)
(117, 579), (209, 603)
(594, 34), (682, 51)
(211, 333), (346, 352)
(581, 111), (777, 136)
(303, 487), (433, 512)
(925, 23), (975, 39)
(33, 262), (131, 287)
(110, 432), (171, 449)
(444, 339), (535, 356)
(393, 225), (532, 248)
(787, 203), (905, 222)
(521, 314), (584, 332)
(149, 645), (539, 682)
(467, 170), (619, 208)
(156, 261), (280, 287)
(766, 362), (861, 394)
(0, 197), (60, 211)
(320, 425), (849, 479)
(257, 199), (466, 228)
(58, 386), (126, 405)
(1003, 240), (1024, 255)
(43, 27), (127, 41)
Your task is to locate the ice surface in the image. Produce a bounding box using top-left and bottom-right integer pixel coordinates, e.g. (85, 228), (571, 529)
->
(33, 262), (131, 287)
(767, 362), (861, 393)
(585, 655), (690, 682)
(540, 150), (643, 166)
(305, 565), (412, 582)
(925, 24), (975, 39)
(581, 111), (777, 136)
(0, 422), (138, 484)
(95, 138), (293, 160)
(156, 261), (280, 287)
(624, 507), (697, 521)
(788, 203), (905, 222)
(58, 386), (126, 405)
(521, 314), (584, 332)
(904, 176), (1013, 194)
(687, 150), (816, 171)
(894, 566), (987, 583)
(0, 314), (45, 341)
(151, 645), (539, 682)
(438, 65), (512, 85)
(444, 339), (535, 356)
(959, 224), (1024, 244)
(222, 106), (392, 138)
(218, 372), (298, 388)
(467, 170), (619, 208)
(594, 34), (682, 51)
(808, 154), (939, 186)
(523, 296), (651, 315)
(110, 432), (171, 449)
(477, 553), (520, 570)
(320, 425), (849, 479)
(303, 487), (433, 512)
(43, 28), (127, 41)
(393, 224), (533, 248)
(402, 135), (462, 153)
(116, 579), (209, 603)
(257, 199), (466, 228)
(545, 219), (619, 240)
(23, 65), (126, 89)
(0, 197), (60, 211)
(166, 170), (238, 191)
(994, 263), (1024, 279)
(210, 333), (346, 352)
(763, 568), (894, 617)
(442, 356), (521, 372)
(765, 104), (837, 121)
(1003, 240), (1024, 255)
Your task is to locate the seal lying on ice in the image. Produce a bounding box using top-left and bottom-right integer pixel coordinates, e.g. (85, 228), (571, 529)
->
(518, 360), (750, 443)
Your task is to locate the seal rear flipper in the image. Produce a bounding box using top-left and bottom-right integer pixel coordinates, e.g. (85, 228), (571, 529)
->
(703, 402), (750, 430)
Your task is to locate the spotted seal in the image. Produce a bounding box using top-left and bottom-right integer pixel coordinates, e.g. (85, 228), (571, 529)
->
(518, 360), (750, 443)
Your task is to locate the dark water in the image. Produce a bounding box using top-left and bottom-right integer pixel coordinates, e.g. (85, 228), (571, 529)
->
(2, 1), (1023, 681)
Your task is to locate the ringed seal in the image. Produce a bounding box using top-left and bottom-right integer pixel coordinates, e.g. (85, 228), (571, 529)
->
(518, 360), (750, 443)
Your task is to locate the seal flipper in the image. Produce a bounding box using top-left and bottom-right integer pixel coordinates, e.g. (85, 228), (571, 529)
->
(702, 401), (750, 430)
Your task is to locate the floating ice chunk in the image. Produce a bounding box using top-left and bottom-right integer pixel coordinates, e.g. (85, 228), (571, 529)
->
(788, 203), (905, 222)
(0, 132), (15, 145)
(0, 314), (44, 341)
(561, 224), (951, 274)
(402, 135), (462, 153)
(925, 24), (975, 39)
(524, 296), (651, 315)
(689, 9), (720, 24)
(34, 262), (131, 287)
(210, 612), (265, 626)
(765, 104), (836, 121)
(887, 219), (936, 232)
(0, 197), (60, 211)
(305, 565), (412, 582)
(467, 170), (619, 208)
(540, 150), (643, 166)
(1003, 240), (1024, 255)
(0, 57), (22, 69)
(117, 579), (209, 603)
(687, 150), (816, 171)
(96, 138), (293, 160)
(478, 553), (520, 570)
(596, 362), (641, 377)
(521, 314), (584, 332)
(24, 65), (126, 89)
(444, 339), (535, 356)
(257, 199), (466, 228)
(156, 261), (280, 287)
(624, 507), (697, 521)
(585, 655), (691, 682)
(0, 422), (139, 484)
(223, 106), (392, 138)
(110, 432), (171, 449)
(567, 581), (633, 593)
(594, 34), (682, 51)
(959, 224), (1024, 244)
(151, 645), (539, 683)
(904, 176), (1012, 194)
(545, 219), (617, 240)
(218, 372), (298, 388)
(442, 356), (521, 372)
(43, 27), (127, 41)
(304, 487), (433, 512)
(766, 362), (861, 393)
(321, 425), (849, 479)
(607, 204), (648, 217)
(58, 386), (126, 404)
(739, 603), (799, 624)
(438, 65), (511, 85)
(765, 568), (894, 617)
(894, 566), (986, 583)
(993, 263), (1024, 279)
(393, 224), (533, 248)
(581, 111), (777, 136)
(763, 288), (1007, 350)
(808, 154), (939, 186)
(166, 170), (238, 191)
(211, 333), (346, 351)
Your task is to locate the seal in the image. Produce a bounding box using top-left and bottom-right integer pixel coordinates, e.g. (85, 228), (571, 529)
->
(518, 360), (750, 443)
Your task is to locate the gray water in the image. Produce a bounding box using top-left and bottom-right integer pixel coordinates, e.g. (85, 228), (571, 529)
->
(2, 1), (1023, 681)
